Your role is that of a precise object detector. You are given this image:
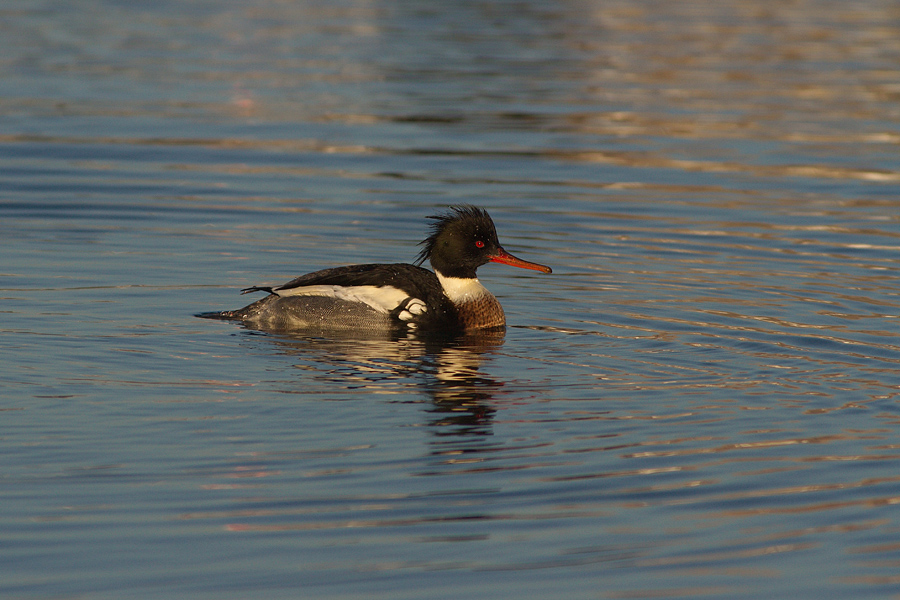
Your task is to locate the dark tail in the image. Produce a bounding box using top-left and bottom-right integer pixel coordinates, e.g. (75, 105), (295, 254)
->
(195, 310), (243, 320)
(196, 293), (276, 322)
(241, 286), (274, 295)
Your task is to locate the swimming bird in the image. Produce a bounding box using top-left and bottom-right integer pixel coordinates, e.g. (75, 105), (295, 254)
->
(197, 205), (551, 334)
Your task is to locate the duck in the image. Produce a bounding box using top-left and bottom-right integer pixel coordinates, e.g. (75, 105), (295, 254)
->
(197, 205), (551, 334)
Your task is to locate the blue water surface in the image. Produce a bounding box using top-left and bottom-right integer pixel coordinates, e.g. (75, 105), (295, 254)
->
(3, 1), (900, 599)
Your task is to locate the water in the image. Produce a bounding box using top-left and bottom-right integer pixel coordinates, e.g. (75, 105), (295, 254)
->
(3, 1), (900, 598)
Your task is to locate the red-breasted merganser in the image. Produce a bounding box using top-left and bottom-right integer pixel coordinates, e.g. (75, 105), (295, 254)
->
(198, 205), (551, 333)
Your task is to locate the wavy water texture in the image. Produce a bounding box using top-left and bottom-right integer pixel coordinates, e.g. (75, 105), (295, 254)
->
(2, 1), (900, 600)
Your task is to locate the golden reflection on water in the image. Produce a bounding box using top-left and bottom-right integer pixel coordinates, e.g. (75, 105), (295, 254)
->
(239, 328), (508, 436)
(8, 0), (900, 194)
(6, 1), (900, 598)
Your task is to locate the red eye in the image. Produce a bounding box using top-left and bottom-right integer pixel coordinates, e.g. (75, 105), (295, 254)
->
(475, 240), (485, 248)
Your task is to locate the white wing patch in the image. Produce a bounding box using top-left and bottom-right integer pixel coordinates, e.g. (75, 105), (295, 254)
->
(274, 284), (410, 314)
(398, 298), (427, 321)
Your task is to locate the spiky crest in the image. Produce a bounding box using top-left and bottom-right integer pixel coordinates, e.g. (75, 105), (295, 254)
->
(414, 205), (496, 267)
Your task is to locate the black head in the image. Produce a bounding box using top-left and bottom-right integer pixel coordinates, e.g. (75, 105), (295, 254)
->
(415, 205), (552, 279)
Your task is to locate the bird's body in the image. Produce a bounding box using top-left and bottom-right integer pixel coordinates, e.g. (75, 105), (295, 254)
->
(198, 206), (551, 334)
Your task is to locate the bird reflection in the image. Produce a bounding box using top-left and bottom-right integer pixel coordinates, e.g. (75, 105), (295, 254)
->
(239, 327), (506, 438)
(420, 339), (501, 437)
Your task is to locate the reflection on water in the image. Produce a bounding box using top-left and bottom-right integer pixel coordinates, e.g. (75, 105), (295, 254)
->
(3, 0), (900, 599)
(245, 328), (506, 438)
